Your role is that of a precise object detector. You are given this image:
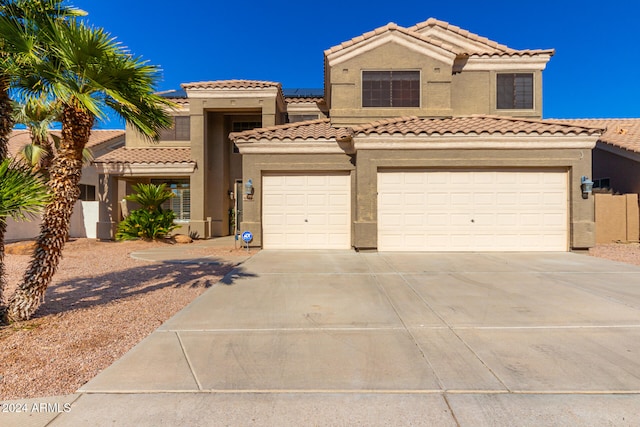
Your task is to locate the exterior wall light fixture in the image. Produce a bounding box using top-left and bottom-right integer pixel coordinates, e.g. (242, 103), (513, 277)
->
(244, 179), (254, 199)
(581, 176), (594, 199)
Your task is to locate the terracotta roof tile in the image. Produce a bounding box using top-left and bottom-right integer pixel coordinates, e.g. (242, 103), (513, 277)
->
(230, 118), (351, 142)
(7, 129), (124, 157)
(327, 18), (555, 58)
(351, 115), (602, 137)
(410, 18), (514, 54)
(552, 118), (640, 153)
(325, 22), (458, 56)
(231, 115), (602, 144)
(181, 80), (281, 90)
(93, 146), (194, 164)
(285, 97), (325, 104)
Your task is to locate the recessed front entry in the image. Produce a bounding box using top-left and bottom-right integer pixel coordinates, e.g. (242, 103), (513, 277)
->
(377, 170), (568, 251)
(262, 173), (351, 249)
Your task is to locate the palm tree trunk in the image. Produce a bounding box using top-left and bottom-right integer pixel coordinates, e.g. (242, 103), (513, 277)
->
(6, 105), (92, 322)
(0, 75), (15, 316)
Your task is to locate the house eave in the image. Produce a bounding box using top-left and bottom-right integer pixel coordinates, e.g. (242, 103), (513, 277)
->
(94, 162), (197, 176)
(595, 141), (640, 162)
(326, 31), (457, 67)
(237, 139), (355, 154)
(461, 55), (553, 71)
(353, 134), (599, 150)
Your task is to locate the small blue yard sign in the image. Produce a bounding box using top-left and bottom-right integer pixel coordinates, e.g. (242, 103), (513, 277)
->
(242, 231), (253, 243)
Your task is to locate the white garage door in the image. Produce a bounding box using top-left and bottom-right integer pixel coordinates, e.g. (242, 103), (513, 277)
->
(378, 170), (568, 252)
(262, 173), (351, 249)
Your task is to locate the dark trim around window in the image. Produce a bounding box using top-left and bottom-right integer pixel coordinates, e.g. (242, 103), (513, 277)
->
(497, 73), (533, 110)
(160, 116), (191, 141)
(362, 70), (420, 107)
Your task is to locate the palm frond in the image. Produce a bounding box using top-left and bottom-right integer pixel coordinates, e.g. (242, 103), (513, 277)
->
(0, 158), (50, 220)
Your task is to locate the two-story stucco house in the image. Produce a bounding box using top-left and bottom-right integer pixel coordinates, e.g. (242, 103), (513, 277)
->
(93, 18), (602, 251)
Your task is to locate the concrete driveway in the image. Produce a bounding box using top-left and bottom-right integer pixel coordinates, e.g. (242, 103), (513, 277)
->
(37, 251), (640, 425)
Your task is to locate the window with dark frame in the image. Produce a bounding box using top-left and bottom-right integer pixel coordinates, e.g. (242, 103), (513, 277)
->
(79, 184), (96, 201)
(497, 73), (534, 109)
(362, 71), (420, 107)
(231, 121), (262, 153)
(159, 116), (190, 140)
(151, 179), (190, 221)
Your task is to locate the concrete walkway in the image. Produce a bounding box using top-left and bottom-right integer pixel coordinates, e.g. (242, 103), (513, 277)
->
(6, 249), (640, 426)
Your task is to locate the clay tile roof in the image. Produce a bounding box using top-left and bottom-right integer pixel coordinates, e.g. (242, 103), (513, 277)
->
(231, 115), (601, 144)
(551, 118), (640, 153)
(7, 129), (124, 157)
(181, 80), (282, 90)
(285, 97), (325, 104)
(410, 18), (513, 53)
(409, 18), (554, 57)
(93, 146), (194, 164)
(350, 115), (603, 137)
(324, 22), (457, 56)
(230, 118), (351, 142)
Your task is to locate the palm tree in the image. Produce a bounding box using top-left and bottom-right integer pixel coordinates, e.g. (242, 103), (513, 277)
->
(0, 158), (49, 306)
(4, 17), (172, 322)
(12, 97), (60, 172)
(0, 0), (83, 320)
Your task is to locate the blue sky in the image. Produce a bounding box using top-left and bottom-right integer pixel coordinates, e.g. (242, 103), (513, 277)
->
(72, 0), (638, 128)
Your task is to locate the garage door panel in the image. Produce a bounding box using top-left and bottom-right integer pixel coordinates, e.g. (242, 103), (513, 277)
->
(378, 170), (567, 252)
(262, 174), (350, 249)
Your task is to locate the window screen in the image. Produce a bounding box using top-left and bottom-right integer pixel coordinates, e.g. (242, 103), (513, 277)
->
(363, 71), (420, 107)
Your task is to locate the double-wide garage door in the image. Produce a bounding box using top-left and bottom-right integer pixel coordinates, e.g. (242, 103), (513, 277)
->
(378, 170), (568, 252)
(262, 173), (351, 249)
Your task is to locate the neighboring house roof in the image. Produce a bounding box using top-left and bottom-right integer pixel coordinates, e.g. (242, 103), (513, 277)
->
(231, 115), (602, 143)
(181, 80), (281, 90)
(92, 146), (194, 164)
(553, 119), (640, 153)
(7, 129), (125, 157)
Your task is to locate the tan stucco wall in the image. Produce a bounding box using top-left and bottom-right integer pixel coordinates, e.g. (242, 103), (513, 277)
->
(125, 112), (191, 148)
(188, 95), (286, 238)
(240, 146), (595, 250)
(328, 42), (453, 126)
(450, 70), (543, 119)
(239, 152), (356, 247)
(327, 41), (545, 126)
(595, 193), (640, 243)
(593, 146), (640, 195)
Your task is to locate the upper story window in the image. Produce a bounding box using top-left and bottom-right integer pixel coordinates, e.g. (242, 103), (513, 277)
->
(231, 121), (262, 153)
(362, 71), (420, 107)
(160, 116), (190, 140)
(497, 73), (533, 109)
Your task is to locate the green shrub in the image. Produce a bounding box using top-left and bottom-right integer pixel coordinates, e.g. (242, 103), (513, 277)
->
(115, 183), (178, 240)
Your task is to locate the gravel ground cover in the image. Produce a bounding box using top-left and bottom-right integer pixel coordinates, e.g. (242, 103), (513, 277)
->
(0, 238), (250, 400)
(0, 240), (638, 400)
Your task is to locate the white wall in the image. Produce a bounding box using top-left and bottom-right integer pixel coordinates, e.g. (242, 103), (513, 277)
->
(69, 200), (99, 239)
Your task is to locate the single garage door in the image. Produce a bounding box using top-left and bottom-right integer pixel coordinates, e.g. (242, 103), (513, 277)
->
(262, 173), (351, 249)
(378, 170), (568, 252)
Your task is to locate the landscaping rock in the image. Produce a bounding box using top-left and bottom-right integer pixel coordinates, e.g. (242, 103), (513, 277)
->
(5, 241), (37, 255)
(173, 234), (193, 244)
